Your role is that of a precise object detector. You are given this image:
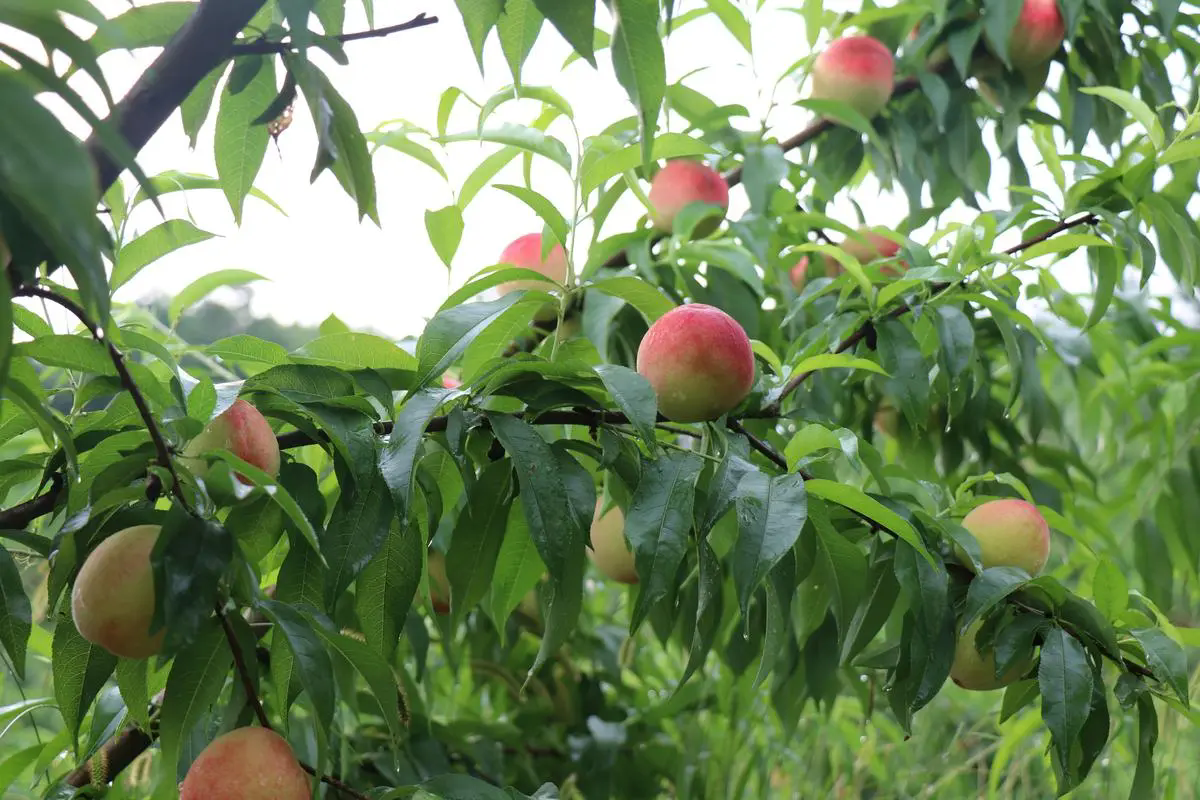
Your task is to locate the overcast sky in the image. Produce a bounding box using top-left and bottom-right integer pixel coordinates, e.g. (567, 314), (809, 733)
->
(12, 0), (1189, 341)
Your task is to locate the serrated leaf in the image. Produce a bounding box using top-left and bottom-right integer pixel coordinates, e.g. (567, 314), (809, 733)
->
(258, 598), (335, 739)
(380, 389), (452, 523)
(367, 130), (448, 179)
(496, 0), (544, 85)
(207, 334), (290, 366)
(0, 547), (30, 678)
(169, 269), (266, 325)
(494, 183), (570, 249)
(790, 352), (888, 377)
(1038, 626), (1093, 776)
(610, 0), (665, 164)
(293, 332), (417, 371)
(52, 609), (117, 746)
(732, 471), (807, 619)
(440, 123), (572, 171)
(114, 657), (149, 731)
(1081, 86), (1164, 149)
(157, 621), (232, 779)
(214, 56), (275, 225)
(456, 0), (504, 70)
(804, 480), (931, 563)
(593, 364), (658, 448)
(626, 451), (705, 632)
(533, 0), (596, 66)
(446, 459), (513, 625)
(414, 295), (526, 389)
(111, 219), (217, 291)
(151, 513), (233, 654)
(1092, 558), (1127, 621)
(587, 276), (674, 321)
(960, 566), (1030, 630)
(356, 520), (420, 658)
(1131, 628), (1188, 705)
(581, 133), (715, 196)
(425, 204), (464, 268)
(311, 624), (404, 748)
(484, 498), (547, 640)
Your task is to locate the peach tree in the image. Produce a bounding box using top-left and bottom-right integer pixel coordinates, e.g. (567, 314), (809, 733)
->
(0, 0), (1198, 798)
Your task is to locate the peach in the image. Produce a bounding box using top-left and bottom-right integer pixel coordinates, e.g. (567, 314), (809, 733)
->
(636, 304), (755, 422)
(427, 549), (450, 614)
(958, 498), (1051, 576)
(71, 524), (164, 659)
(441, 373), (462, 389)
(789, 255), (844, 290)
(496, 233), (568, 321)
(1006, 0), (1065, 69)
(873, 403), (900, 437)
(182, 398), (280, 481)
(810, 35), (895, 120)
(588, 500), (637, 585)
(950, 619), (1034, 691)
(908, 22), (951, 68)
(180, 727), (310, 799)
(647, 159), (729, 236)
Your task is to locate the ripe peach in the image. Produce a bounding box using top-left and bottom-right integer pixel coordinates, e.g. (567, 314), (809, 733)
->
(441, 373), (462, 389)
(1006, 0), (1065, 69)
(636, 304), (755, 422)
(647, 159), (729, 236)
(427, 549), (450, 614)
(950, 619), (1034, 691)
(810, 35), (895, 120)
(496, 233), (568, 321)
(958, 498), (1051, 576)
(588, 500), (637, 585)
(71, 524), (164, 659)
(182, 398), (280, 481)
(180, 727), (310, 799)
(789, 255), (844, 290)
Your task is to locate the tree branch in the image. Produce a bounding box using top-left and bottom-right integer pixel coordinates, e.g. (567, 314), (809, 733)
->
(217, 604), (271, 729)
(16, 287), (188, 508)
(230, 12), (439, 54)
(0, 473), (62, 529)
(88, 0), (271, 192)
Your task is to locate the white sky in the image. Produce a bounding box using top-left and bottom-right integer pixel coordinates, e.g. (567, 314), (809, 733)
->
(8, 0), (1192, 340)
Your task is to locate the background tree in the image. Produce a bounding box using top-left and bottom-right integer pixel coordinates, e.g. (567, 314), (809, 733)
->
(0, 1), (1198, 798)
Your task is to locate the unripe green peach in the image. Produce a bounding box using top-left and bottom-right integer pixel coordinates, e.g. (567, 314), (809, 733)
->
(636, 304), (755, 422)
(180, 727), (310, 799)
(71, 524), (164, 659)
(182, 398), (280, 481)
(647, 159), (729, 236)
(810, 35), (895, 120)
(588, 500), (637, 585)
(427, 550), (450, 614)
(958, 498), (1051, 576)
(950, 619), (1034, 691)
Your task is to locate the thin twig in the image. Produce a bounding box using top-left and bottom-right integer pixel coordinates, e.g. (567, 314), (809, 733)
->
(727, 419), (788, 471)
(230, 12), (439, 54)
(0, 473), (63, 529)
(216, 604), (271, 729)
(16, 287), (188, 508)
(300, 763), (371, 800)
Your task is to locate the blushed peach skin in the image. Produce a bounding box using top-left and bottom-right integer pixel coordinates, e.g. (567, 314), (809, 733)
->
(958, 498), (1051, 576)
(71, 524), (164, 659)
(180, 727), (311, 800)
(647, 160), (729, 236)
(182, 398), (280, 481)
(636, 304), (755, 423)
(810, 35), (895, 119)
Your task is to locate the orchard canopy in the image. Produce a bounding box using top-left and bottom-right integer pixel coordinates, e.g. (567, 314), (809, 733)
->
(2, 0), (1200, 798)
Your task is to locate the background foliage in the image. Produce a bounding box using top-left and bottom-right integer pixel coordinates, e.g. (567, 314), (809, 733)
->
(0, 0), (1199, 798)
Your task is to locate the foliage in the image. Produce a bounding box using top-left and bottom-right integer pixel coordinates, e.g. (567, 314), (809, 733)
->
(1, 0), (1199, 798)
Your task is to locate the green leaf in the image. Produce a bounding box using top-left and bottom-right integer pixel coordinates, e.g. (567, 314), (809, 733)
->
(960, 567), (1030, 631)
(0, 744), (42, 796)
(214, 56), (275, 225)
(732, 471), (807, 619)
(181, 66), (224, 149)
(610, 0), (665, 164)
(1131, 628), (1188, 705)
(367, 130), (448, 180)
(207, 334), (290, 366)
(587, 276), (675, 321)
(169, 269), (266, 325)
(460, 146), (521, 208)
(496, 0), (544, 85)
(876, 319), (931, 430)
(581, 132), (714, 197)
(1092, 558), (1128, 621)
(151, 513), (233, 654)
(804, 480), (930, 562)
(258, 598), (335, 739)
(456, 0), (504, 70)
(931, 306), (974, 380)
(414, 295), (525, 389)
(0, 74), (107, 322)
(1085, 245), (1119, 329)
(292, 60), (378, 222)
(703, 0), (751, 52)
(439, 123), (572, 172)
(211, 452), (323, 558)
(494, 183), (570, 249)
(484, 498), (547, 639)
(680, 539), (723, 687)
(114, 657), (150, 732)
(321, 471), (394, 609)
(0, 546), (31, 679)
(1081, 86), (1164, 149)
(533, 0), (596, 65)
(271, 538), (325, 715)
(447, 459), (513, 625)
(593, 364), (658, 448)
(813, 515), (867, 654)
(1131, 695), (1158, 799)
(310, 624), (405, 748)
(157, 620), (232, 779)
(52, 610), (118, 744)
(1038, 626), (1094, 775)
(87, 2), (196, 54)
(15, 335), (113, 375)
(425, 205), (465, 268)
(789, 352), (888, 378)
(356, 521), (421, 658)
(380, 389), (452, 523)
(626, 451), (705, 632)
(293, 332), (417, 371)
(842, 544), (900, 664)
